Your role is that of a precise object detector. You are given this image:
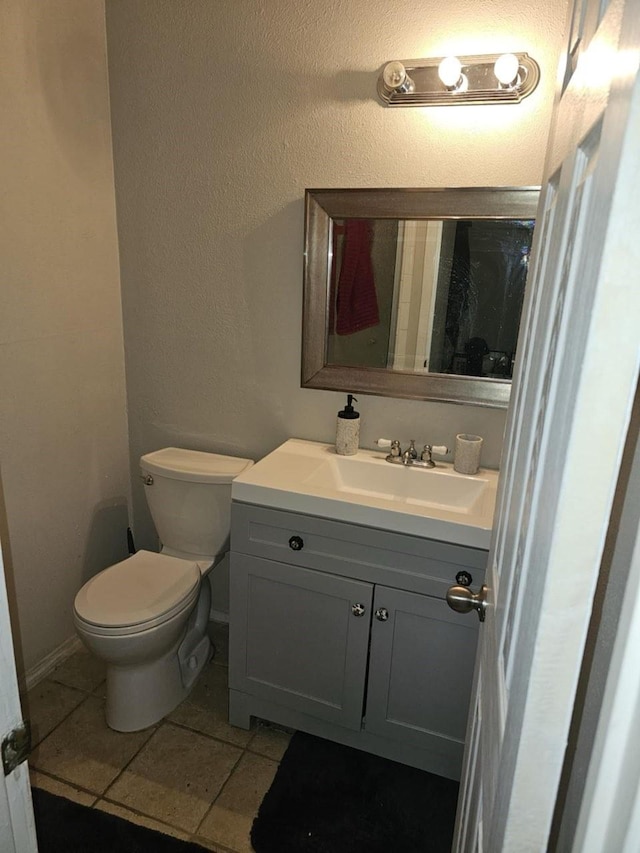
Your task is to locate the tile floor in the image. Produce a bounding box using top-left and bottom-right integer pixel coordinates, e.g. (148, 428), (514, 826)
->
(24, 622), (291, 853)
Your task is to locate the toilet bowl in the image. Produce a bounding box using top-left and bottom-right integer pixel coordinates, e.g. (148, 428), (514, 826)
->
(73, 448), (253, 732)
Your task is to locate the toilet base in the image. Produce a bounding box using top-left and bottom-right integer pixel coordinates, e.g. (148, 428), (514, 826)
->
(105, 632), (213, 732)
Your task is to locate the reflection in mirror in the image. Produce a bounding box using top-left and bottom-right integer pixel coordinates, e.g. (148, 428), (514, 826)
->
(326, 217), (534, 380)
(302, 188), (539, 408)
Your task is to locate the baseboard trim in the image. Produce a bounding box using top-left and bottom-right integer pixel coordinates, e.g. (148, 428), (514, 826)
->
(22, 636), (82, 692)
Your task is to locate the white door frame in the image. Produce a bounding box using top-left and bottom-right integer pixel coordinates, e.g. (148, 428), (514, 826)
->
(0, 530), (38, 851)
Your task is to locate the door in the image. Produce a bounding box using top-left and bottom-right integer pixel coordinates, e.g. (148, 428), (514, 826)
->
(453, 0), (640, 848)
(0, 533), (38, 851)
(365, 586), (478, 780)
(229, 554), (372, 729)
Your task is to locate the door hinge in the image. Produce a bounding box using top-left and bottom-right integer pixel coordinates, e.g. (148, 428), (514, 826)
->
(2, 721), (31, 776)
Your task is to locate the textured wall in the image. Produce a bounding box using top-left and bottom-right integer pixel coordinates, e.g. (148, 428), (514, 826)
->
(0, 0), (130, 672)
(105, 0), (568, 609)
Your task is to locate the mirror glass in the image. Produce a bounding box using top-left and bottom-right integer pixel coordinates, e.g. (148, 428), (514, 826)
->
(302, 188), (539, 408)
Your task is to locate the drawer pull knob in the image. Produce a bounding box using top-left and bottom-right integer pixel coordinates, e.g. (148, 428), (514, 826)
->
(351, 603), (366, 617)
(375, 608), (389, 622)
(288, 535), (304, 551)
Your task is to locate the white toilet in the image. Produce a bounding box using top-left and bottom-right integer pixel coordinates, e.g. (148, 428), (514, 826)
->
(73, 447), (253, 732)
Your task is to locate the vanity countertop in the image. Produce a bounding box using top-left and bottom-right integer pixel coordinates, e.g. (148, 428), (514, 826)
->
(232, 439), (498, 549)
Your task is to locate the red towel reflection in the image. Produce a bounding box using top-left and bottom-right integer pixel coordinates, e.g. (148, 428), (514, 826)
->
(331, 220), (380, 335)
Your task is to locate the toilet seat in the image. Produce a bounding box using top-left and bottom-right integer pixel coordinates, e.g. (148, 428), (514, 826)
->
(74, 550), (201, 636)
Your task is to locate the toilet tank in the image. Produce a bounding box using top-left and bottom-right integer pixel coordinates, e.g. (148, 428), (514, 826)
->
(140, 448), (254, 561)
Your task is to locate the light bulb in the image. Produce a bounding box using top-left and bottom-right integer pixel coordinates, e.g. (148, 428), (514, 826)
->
(383, 61), (406, 89)
(494, 53), (520, 87)
(438, 56), (463, 89)
(382, 61), (415, 93)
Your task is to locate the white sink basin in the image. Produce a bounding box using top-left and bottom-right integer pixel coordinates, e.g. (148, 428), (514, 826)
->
(232, 439), (498, 549)
(303, 452), (488, 512)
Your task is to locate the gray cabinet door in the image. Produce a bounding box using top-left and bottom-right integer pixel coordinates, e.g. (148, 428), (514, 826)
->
(365, 585), (479, 764)
(229, 553), (372, 731)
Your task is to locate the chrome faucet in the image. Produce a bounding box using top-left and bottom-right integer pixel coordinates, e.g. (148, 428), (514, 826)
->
(402, 440), (418, 464)
(376, 438), (449, 468)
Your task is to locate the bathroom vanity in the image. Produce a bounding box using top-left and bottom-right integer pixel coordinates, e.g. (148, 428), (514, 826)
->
(228, 439), (497, 780)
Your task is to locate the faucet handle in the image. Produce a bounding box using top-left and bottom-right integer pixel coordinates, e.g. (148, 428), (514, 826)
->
(376, 438), (402, 458)
(376, 438), (402, 453)
(421, 444), (449, 458)
(420, 444), (449, 466)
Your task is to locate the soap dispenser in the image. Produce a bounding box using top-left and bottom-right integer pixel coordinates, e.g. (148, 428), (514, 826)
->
(336, 395), (360, 456)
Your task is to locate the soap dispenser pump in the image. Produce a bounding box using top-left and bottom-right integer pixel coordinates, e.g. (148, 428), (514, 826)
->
(336, 394), (360, 456)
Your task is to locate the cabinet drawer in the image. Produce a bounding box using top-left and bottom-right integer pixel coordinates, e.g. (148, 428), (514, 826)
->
(232, 502), (486, 599)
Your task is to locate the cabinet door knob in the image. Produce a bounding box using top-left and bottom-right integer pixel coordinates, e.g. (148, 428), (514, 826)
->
(375, 608), (389, 622)
(351, 602), (366, 617)
(288, 535), (304, 551)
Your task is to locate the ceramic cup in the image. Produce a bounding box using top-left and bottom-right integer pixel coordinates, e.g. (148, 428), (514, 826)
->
(454, 434), (483, 475)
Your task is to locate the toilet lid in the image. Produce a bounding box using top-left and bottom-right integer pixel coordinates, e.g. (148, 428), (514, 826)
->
(74, 550), (201, 629)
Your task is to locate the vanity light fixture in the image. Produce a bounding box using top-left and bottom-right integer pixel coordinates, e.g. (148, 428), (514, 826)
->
(378, 52), (540, 106)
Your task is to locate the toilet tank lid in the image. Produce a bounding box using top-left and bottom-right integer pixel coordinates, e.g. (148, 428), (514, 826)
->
(140, 447), (254, 484)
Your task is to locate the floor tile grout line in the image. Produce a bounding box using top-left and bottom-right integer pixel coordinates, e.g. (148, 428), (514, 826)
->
(94, 793), (195, 836)
(193, 743), (249, 837)
(190, 721), (289, 847)
(99, 722), (161, 800)
(28, 688), (95, 752)
(28, 683), (161, 797)
(245, 744), (289, 761)
(99, 719), (246, 836)
(47, 674), (106, 695)
(166, 717), (255, 751)
(29, 767), (100, 804)
(31, 715), (159, 802)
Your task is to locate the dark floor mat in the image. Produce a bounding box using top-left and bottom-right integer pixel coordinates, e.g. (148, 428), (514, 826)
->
(32, 787), (209, 853)
(251, 732), (459, 853)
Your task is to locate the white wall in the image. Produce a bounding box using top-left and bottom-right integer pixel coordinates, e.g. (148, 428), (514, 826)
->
(105, 0), (568, 609)
(0, 1), (130, 673)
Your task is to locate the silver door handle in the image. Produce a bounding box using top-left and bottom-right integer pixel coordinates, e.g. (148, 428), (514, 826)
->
(446, 584), (488, 622)
(351, 603), (366, 617)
